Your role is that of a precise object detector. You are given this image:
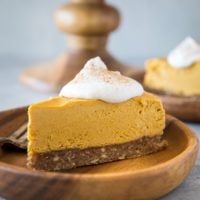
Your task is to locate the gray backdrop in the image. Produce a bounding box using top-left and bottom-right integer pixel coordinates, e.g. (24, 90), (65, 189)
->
(0, 0), (200, 65)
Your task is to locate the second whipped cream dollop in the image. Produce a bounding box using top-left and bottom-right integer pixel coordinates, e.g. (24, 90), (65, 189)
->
(59, 57), (144, 103)
(167, 37), (200, 68)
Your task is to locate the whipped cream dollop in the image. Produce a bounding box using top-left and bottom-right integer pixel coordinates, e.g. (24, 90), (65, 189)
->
(167, 37), (200, 68)
(59, 57), (144, 103)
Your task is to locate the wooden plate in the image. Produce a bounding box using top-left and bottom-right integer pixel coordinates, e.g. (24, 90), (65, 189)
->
(157, 94), (200, 122)
(132, 70), (200, 122)
(0, 107), (199, 200)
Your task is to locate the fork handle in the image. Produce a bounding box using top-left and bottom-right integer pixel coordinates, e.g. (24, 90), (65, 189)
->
(0, 137), (10, 146)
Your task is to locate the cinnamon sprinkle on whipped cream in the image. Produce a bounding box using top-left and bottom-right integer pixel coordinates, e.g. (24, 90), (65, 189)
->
(59, 57), (144, 103)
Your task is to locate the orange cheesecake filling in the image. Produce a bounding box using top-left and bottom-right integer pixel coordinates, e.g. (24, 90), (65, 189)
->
(28, 92), (165, 154)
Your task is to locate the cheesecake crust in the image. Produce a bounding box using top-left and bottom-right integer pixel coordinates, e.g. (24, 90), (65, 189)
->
(28, 135), (167, 171)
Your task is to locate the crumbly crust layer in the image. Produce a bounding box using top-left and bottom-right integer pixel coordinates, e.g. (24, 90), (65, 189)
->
(28, 135), (167, 171)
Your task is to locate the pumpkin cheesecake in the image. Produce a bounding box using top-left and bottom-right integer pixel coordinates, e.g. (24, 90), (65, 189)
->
(144, 37), (200, 96)
(28, 57), (167, 171)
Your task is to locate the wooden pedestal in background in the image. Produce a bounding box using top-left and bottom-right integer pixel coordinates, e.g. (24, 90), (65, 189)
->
(20, 0), (142, 92)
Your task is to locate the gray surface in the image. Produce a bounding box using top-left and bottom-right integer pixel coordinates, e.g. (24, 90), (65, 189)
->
(0, 58), (199, 200)
(0, 0), (200, 62)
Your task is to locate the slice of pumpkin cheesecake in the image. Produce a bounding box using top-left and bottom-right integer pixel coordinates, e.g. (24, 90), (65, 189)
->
(144, 37), (200, 96)
(27, 57), (167, 171)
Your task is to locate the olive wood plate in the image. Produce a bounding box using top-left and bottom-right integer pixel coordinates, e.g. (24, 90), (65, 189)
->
(0, 107), (199, 200)
(132, 70), (200, 122)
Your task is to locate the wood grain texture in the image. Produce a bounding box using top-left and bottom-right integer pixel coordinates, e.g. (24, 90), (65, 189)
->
(0, 106), (28, 138)
(159, 95), (200, 122)
(0, 107), (199, 200)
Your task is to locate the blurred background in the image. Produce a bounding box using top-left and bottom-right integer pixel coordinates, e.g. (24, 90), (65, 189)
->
(1, 0), (200, 62)
(1, 0), (200, 109)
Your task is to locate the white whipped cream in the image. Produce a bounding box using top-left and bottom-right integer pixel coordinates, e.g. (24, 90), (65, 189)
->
(59, 57), (144, 103)
(167, 37), (200, 68)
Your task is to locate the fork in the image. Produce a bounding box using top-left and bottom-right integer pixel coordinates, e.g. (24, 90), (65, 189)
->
(0, 122), (28, 149)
